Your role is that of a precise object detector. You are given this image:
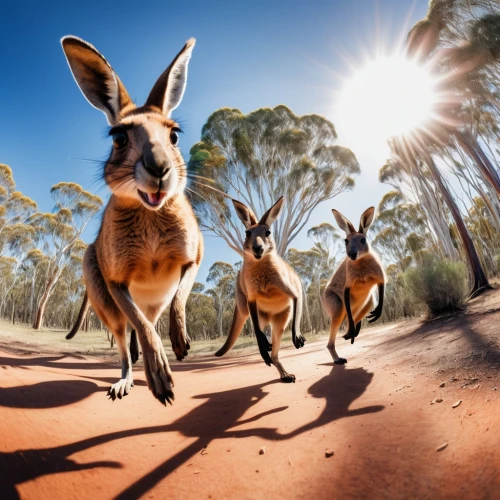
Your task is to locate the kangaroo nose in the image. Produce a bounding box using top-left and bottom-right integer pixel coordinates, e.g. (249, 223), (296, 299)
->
(253, 245), (263, 256)
(348, 251), (358, 261)
(143, 143), (171, 178)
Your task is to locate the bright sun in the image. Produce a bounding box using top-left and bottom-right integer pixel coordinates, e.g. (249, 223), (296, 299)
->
(337, 55), (437, 158)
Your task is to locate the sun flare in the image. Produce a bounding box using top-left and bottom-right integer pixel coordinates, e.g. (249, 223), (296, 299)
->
(337, 55), (437, 158)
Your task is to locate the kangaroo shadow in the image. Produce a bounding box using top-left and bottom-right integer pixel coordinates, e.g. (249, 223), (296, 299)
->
(279, 365), (384, 439)
(116, 366), (383, 498)
(0, 380), (102, 409)
(0, 354), (112, 372)
(1, 366), (382, 499)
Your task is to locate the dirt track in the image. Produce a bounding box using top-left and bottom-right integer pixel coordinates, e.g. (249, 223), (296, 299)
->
(1, 293), (500, 500)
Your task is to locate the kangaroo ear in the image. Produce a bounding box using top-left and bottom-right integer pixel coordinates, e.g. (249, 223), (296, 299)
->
(259, 196), (284, 226)
(332, 209), (356, 235)
(146, 38), (195, 117)
(359, 206), (375, 234)
(232, 199), (258, 229)
(61, 36), (132, 125)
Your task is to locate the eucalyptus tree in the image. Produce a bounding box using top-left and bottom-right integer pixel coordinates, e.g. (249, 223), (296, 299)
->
(29, 182), (102, 329)
(23, 248), (49, 324)
(0, 165), (37, 234)
(306, 222), (342, 302)
(286, 247), (321, 332)
(379, 156), (457, 259)
(372, 191), (430, 267)
(390, 135), (490, 294)
(385, 4), (500, 295)
(406, 3), (500, 196)
(185, 282), (218, 341)
(189, 105), (359, 257)
(285, 225), (341, 334)
(206, 261), (236, 338)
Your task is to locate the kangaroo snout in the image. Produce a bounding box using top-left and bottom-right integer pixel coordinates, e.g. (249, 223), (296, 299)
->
(143, 143), (172, 179)
(348, 251), (358, 261)
(252, 245), (264, 258)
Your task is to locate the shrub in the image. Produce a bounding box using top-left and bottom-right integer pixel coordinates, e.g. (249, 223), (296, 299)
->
(404, 256), (468, 316)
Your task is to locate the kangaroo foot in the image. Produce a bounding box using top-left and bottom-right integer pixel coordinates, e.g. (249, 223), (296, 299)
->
(107, 377), (134, 401)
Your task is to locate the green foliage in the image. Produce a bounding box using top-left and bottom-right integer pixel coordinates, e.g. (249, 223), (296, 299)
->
(404, 256), (468, 316)
(189, 104), (359, 256)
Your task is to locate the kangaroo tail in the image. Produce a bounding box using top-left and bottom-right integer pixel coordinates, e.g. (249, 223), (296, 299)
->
(215, 306), (246, 357)
(66, 291), (90, 340)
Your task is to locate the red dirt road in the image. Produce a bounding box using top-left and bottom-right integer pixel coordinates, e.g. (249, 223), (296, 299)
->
(1, 298), (500, 499)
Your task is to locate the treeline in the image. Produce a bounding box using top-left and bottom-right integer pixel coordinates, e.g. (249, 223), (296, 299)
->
(3, 1), (500, 341)
(0, 164), (102, 330)
(375, 0), (500, 316)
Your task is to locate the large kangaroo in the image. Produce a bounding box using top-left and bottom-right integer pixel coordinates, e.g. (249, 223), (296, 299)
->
(215, 197), (306, 383)
(62, 36), (203, 405)
(322, 207), (385, 364)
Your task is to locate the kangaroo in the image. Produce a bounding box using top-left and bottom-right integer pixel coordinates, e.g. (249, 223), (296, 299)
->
(322, 207), (385, 364)
(215, 197), (305, 383)
(62, 36), (203, 405)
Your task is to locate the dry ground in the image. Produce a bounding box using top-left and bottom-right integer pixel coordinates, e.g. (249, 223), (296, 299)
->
(0, 289), (499, 499)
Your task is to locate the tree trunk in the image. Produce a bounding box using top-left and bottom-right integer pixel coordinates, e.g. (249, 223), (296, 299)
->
(302, 285), (312, 334)
(33, 273), (58, 330)
(424, 153), (491, 296)
(455, 132), (500, 196)
(218, 300), (224, 338)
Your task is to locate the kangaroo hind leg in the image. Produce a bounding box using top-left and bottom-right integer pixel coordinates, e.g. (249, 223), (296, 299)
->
(324, 290), (347, 364)
(271, 308), (295, 383)
(169, 261), (199, 361)
(83, 244), (133, 400)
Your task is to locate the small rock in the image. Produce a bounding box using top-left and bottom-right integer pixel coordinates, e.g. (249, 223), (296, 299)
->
(436, 442), (448, 452)
(431, 398), (443, 405)
(440, 382), (446, 388)
(452, 400), (462, 408)
(493, 387), (498, 391)
(259, 447), (266, 455)
(325, 449), (334, 458)
(450, 376), (458, 382)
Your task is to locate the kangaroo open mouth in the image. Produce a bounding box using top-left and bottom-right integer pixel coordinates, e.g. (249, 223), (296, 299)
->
(138, 190), (166, 207)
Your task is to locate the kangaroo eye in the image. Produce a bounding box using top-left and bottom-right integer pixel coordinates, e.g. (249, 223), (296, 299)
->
(245, 230), (251, 238)
(265, 230), (271, 237)
(112, 132), (128, 149)
(361, 238), (366, 244)
(170, 130), (179, 146)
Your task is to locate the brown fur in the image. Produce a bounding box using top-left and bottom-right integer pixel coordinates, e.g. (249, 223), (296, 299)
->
(216, 198), (305, 382)
(62, 36), (202, 405)
(322, 207), (386, 364)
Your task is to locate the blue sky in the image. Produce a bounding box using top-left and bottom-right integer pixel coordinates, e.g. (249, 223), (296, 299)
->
(1, 0), (428, 282)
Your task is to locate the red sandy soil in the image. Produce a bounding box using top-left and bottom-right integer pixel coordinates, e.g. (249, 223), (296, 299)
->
(1, 290), (499, 500)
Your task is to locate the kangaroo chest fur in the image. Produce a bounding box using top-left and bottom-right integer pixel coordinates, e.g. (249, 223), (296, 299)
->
(241, 256), (292, 313)
(327, 252), (384, 305)
(97, 195), (199, 309)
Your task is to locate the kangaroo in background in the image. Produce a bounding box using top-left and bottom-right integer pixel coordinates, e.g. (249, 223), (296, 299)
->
(322, 207), (385, 364)
(62, 36), (202, 405)
(215, 197), (306, 383)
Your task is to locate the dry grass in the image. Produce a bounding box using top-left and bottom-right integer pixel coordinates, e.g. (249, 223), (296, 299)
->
(0, 320), (305, 362)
